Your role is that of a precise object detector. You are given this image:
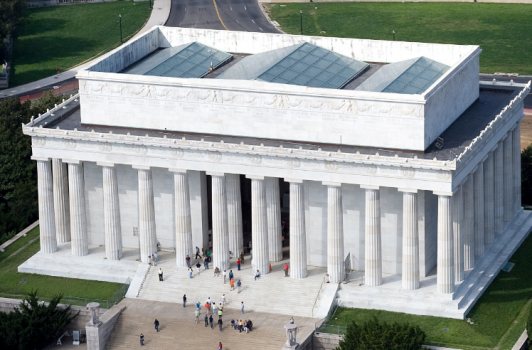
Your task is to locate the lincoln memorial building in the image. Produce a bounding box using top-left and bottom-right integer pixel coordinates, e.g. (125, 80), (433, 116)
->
(20, 26), (531, 319)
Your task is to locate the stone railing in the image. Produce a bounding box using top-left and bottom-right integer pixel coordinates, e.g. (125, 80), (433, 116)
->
(455, 82), (531, 169)
(30, 94), (78, 127)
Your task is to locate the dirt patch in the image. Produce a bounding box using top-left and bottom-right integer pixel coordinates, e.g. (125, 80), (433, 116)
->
(520, 111), (532, 150)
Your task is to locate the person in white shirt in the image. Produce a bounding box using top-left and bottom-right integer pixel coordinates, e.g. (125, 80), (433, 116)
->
(223, 270), (227, 284)
(212, 302), (217, 315)
(206, 297), (212, 305)
(221, 294), (226, 307)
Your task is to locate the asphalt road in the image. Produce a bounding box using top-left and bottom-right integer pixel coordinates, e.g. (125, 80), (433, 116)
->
(165, 0), (280, 33)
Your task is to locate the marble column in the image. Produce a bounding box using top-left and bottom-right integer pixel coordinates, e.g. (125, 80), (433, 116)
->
(473, 161), (485, 257)
(100, 163), (122, 260)
(248, 176), (270, 275)
(503, 131), (514, 222)
(266, 177), (282, 262)
(362, 185), (382, 287)
(452, 184), (464, 282)
(226, 174), (243, 259)
(463, 174), (475, 270)
(494, 141), (504, 235)
(135, 166), (157, 264)
(171, 169), (193, 268)
(287, 179), (307, 279)
(436, 193), (454, 294)
(34, 157), (57, 254)
(325, 182), (344, 284)
(400, 189), (419, 290)
(484, 151), (495, 245)
(52, 158), (70, 243)
(209, 173), (230, 271)
(68, 161), (88, 256)
(513, 124), (522, 213)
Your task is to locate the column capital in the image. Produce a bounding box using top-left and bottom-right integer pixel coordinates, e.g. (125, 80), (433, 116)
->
(285, 178), (303, 184)
(207, 171), (225, 177)
(433, 191), (453, 197)
(62, 159), (81, 164)
(132, 165), (150, 170)
(398, 188), (418, 193)
(322, 181), (342, 187)
(360, 185), (379, 190)
(31, 156), (50, 162)
(169, 168), (187, 173)
(97, 162), (115, 168)
(246, 175), (265, 180)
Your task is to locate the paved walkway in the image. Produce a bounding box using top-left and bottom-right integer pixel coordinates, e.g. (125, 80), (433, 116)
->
(0, 0), (170, 100)
(137, 251), (327, 318)
(107, 298), (316, 350)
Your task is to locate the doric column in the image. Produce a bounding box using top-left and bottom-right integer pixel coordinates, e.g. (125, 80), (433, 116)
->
(362, 185), (381, 287)
(494, 140), (504, 235)
(435, 192), (454, 294)
(266, 177), (282, 262)
(209, 173), (230, 271)
(452, 184), (464, 282)
(248, 175), (270, 275)
(67, 160), (88, 256)
(484, 151), (495, 245)
(286, 179), (307, 279)
(400, 189), (419, 290)
(473, 161), (485, 257)
(463, 173), (475, 270)
(226, 174), (243, 259)
(503, 131), (514, 222)
(34, 157), (57, 254)
(171, 169), (193, 268)
(135, 166), (157, 264)
(324, 182), (344, 284)
(99, 163), (122, 260)
(513, 124), (522, 213)
(52, 158), (70, 243)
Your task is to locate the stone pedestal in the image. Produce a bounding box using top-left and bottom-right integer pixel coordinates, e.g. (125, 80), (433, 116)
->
(171, 169), (193, 268)
(363, 185), (382, 287)
(210, 173), (230, 271)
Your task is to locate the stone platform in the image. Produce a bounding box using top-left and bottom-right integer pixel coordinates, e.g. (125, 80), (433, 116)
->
(337, 209), (532, 319)
(18, 243), (140, 284)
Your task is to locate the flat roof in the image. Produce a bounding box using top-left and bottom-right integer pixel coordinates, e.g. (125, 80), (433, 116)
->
(40, 87), (518, 162)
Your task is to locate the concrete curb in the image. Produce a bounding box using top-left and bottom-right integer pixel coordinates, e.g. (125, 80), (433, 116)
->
(0, 220), (39, 253)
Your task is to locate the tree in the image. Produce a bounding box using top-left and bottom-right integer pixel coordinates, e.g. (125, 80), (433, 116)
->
(0, 290), (78, 350)
(527, 303), (532, 347)
(0, 0), (27, 65)
(521, 145), (532, 206)
(336, 316), (426, 350)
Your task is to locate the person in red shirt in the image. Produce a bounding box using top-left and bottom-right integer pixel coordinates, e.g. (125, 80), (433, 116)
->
(284, 263), (289, 277)
(237, 259), (241, 271)
(219, 342), (223, 349)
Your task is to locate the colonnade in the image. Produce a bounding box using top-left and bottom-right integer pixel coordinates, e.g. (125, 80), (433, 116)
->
(33, 123), (522, 291)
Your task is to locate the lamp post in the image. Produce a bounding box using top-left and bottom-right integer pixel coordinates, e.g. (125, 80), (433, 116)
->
(392, 30), (395, 41)
(119, 14), (122, 43)
(300, 10), (303, 35)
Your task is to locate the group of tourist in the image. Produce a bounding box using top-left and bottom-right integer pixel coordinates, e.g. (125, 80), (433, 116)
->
(230, 319), (253, 333)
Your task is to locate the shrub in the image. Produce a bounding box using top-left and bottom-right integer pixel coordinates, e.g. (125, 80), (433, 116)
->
(336, 316), (426, 350)
(527, 303), (532, 347)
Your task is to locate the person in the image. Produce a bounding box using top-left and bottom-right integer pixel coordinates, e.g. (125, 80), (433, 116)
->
(237, 279), (241, 293)
(229, 270), (234, 281)
(154, 319), (159, 332)
(196, 301), (201, 310)
(196, 262), (201, 274)
(151, 254), (155, 266)
(205, 301), (210, 315)
(204, 314), (209, 327)
(218, 318), (223, 331)
(290, 316), (295, 324)
(154, 251), (158, 265)
(219, 342), (223, 350)
(212, 302), (217, 315)
(221, 294), (226, 307)
(189, 267), (193, 279)
(140, 333), (144, 346)
(223, 270), (227, 284)
(248, 320), (253, 331)
(237, 258), (241, 271)
(238, 319), (244, 333)
(230, 319), (235, 329)
(214, 267), (220, 277)
(241, 301), (244, 314)
(186, 255), (191, 268)
(158, 268), (163, 281)
(284, 263), (289, 277)
(218, 308), (223, 319)
(248, 241), (252, 254)
(206, 296), (212, 304)
(244, 320), (249, 333)
(254, 270), (261, 281)
(240, 252), (245, 264)
(183, 294), (187, 307)
(270, 264), (272, 272)
(195, 246), (201, 259)
(203, 255), (208, 269)
(195, 308), (200, 324)
(207, 250), (211, 259)
(209, 315), (214, 329)
(230, 278), (234, 291)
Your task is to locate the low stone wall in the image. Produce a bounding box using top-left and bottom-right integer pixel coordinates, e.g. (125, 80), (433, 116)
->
(86, 304), (126, 350)
(313, 332), (344, 350)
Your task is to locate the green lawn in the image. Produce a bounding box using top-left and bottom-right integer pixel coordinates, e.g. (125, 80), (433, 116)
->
(321, 231), (532, 350)
(8, 1), (151, 87)
(0, 226), (124, 307)
(265, 3), (532, 75)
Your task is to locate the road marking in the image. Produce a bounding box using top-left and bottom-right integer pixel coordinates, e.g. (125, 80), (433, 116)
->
(244, 5), (246, 10)
(259, 27), (263, 31)
(185, 7), (186, 11)
(212, 0), (229, 30)
(230, 6), (232, 11)
(252, 19), (255, 23)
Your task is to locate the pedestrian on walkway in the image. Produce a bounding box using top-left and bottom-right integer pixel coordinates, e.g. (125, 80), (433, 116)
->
(196, 301), (201, 310)
(218, 318), (223, 331)
(214, 267), (220, 277)
(183, 294), (187, 307)
(154, 319), (159, 332)
(186, 255), (191, 268)
(230, 278), (234, 291)
(237, 258), (241, 271)
(207, 250), (211, 259)
(240, 252), (245, 264)
(218, 308), (223, 319)
(223, 270), (227, 284)
(151, 254), (156, 266)
(196, 262), (201, 274)
(229, 270), (234, 281)
(284, 263), (289, 277)
(219, 342), (223, 350)
(195, 246), (201, 259)
(203, 255), (207, 268)
(212, 302), (217, 315)
(158, 268), (163, 281)
(204, 314), (209, 327)
(237, 279), (241, 293)
(244, 320), (249, 333)
(221, 294), (226, 307)
(154, 252), (158, 265)
(195, 308), (200, 324)
(209, 315), (214, 329)
(238, 319), (243, 332)
(189, 267), (193, 278)
(230, 319), (236, 329)
(140, 333), (144, 345)
(241, 301), (244, 314)
(290, 316), (294, 324)
(254, 270), (261, 281)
